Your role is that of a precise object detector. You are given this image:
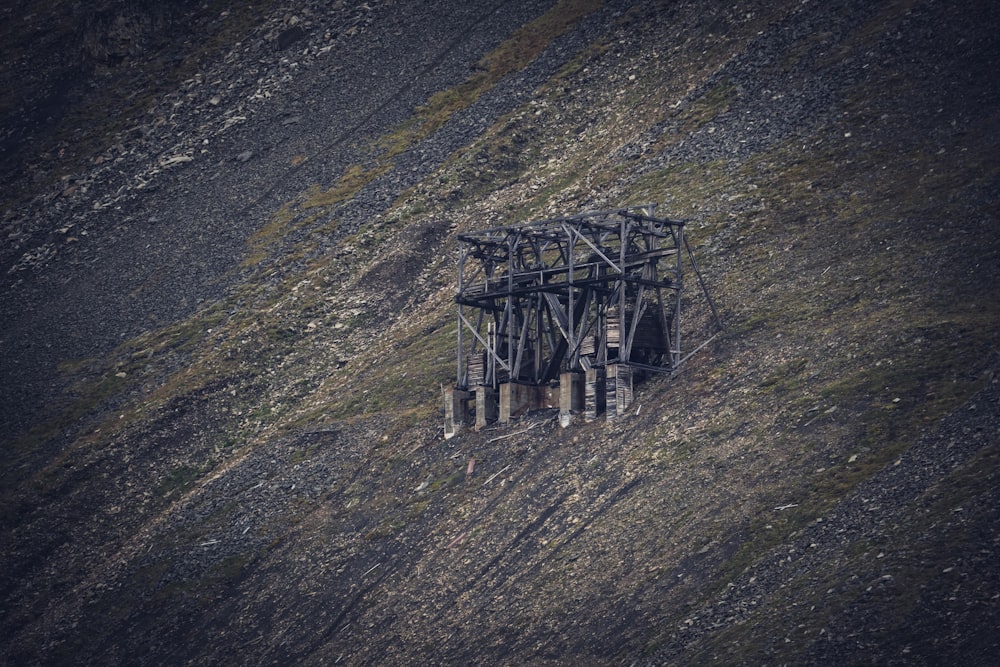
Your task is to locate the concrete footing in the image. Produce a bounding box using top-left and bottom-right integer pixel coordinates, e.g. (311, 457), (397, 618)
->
(475, 386), (497, 431)
(500, 383), (536, 423)
(443, 388), (472, 439)
(500, 383), (559, 422)
(445, 365), (636, 436)
(559, 372), (584, 427)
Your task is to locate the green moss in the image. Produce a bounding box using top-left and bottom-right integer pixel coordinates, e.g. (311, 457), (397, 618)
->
(757, 357), (809, 394)
(156, 464), (204, 500)
(627, 160), (730, 214)
(302, 164), (392, 210)
(242, 202), (299, 268)
(429, 470), (466, 493)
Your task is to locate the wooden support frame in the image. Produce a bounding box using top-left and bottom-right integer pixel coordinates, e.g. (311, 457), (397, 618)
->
(452, 205), (723, 425)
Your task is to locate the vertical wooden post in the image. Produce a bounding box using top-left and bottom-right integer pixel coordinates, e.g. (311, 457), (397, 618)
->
(585, 367), (605, 422)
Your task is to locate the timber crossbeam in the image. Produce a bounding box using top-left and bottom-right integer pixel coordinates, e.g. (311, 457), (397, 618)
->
(444, 205), (723, 437)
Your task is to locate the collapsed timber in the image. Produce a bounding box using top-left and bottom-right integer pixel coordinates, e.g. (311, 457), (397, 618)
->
(445, 206), (723, 437)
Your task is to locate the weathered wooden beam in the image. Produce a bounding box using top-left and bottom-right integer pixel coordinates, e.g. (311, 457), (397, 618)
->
(452, 207), (720, 429)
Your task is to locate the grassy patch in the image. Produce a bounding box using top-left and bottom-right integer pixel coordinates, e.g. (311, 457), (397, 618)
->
(301, 163), (392, 211)
(627, 160), (732, 215)
(156, 464), (206, 500)
(322, 319), (456, 421)
(242, 201), (301, 268)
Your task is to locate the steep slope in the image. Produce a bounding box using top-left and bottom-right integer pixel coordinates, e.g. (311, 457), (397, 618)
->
(2, 0), (999, 664)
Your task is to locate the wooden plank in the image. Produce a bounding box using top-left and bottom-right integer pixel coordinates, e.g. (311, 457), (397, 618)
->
(467, 351), (486, 386)
(606, 306), (621, 347)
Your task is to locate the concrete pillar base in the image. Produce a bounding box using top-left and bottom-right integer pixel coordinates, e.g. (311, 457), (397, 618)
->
(443, 388), (471, 439)
(559, 372), (584, 427)
(475, 386), (497, 431)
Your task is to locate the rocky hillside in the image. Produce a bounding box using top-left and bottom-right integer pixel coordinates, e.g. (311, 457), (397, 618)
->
(2, 0), (999, 664)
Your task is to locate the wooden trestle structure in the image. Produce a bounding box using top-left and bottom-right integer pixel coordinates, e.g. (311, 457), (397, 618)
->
(444, 205), (722, 437)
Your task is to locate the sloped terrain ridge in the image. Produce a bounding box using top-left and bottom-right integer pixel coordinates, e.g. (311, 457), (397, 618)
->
(2, 0), (998, 664)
